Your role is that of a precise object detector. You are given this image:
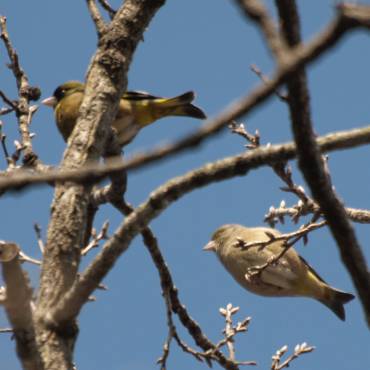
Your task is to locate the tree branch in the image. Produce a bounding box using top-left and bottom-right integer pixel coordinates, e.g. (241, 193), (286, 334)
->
(44, 132), (334, 324)
(275, 0), (370, 327)
(0, 242), (42, 370)
(138, 214), (239, 369)
(72, 2), (368, 166)
(1, 123), (370, 194)
(0, 16), (41, 166)
(86, 0), (107, 36)
(234, 0), (288, 62)
(93, 172), (239, 370)
(34, 1), (166, 369)
(97, 0), (116, 19)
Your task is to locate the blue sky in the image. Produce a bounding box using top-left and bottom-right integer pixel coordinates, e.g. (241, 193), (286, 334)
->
(0, 1), (369, 369)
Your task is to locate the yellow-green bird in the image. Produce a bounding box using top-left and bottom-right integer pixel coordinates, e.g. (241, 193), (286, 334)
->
(204, 224), (355, 321)
(42, 81), (206, 146)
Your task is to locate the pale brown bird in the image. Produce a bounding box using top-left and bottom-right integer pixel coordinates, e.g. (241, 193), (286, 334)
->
(204, 224), (355, 321)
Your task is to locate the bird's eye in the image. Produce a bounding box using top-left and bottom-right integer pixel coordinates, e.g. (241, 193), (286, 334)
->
(53, 87), (66, 100)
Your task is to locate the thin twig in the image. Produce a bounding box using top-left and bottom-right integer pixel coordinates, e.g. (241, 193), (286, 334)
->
(235, 220), (326, 251)
(0, 106), (14, 116)
(115, 201), (234, 369)
(235, 0), (288, 62)
(1, 123), (370, 194)
(250, 64), (288, 101)
(0, 327), (13, 333)
(35, 2), (167, 368)
(0, 15), (40, 166)
(229, 121), (260, 149)
(275, 0), (370, 327)
(157, 293), (176, 369)
(0, 90), (17, 111)
(81, 221), (109, 256)
(33, 223), (45, 254)
(18, 251), (41, 266)
(0, 127), (11, 165)
(271, 343), (315, 370)
(234, 221), (326, 279)
(86, 0), (107, 36)
(0, 241), (42, 369)
(221, 304), (238, 360)
(97, 0), (116, 19)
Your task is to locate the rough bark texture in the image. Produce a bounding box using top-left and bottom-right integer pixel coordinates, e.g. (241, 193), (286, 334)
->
(1, 2), (370, 370)
(1, 247), (42, 370)
(34, 1), (165, 369)
(275, 0), (370, 326)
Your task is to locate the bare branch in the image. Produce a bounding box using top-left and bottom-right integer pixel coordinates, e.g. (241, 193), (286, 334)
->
(266, 200), (370, 226)
(117, 202), (237, 369)
(2, 123), (370, 194)
(45, 140), (315, 323)
(0, 124), (11, 165)
(18, 251), (41, 266)
(250, 64), (288, 101)
(157, 291), (209, 368)
(0, 90), (18, 110)
(33, 1), (166, 368)
(0, 327), (13, 333)
(97, 0), (116, 19)
(234, 0), (288, 62)
(35, 0), (166, 312)
(231, 1), (370, 325)
(229, 121), (260, 149)
(218, 303), (255, 365)
(230, 118), (370, 231)
(0, 106), (14, 116)
(156, 292), (175, 369)
(2, 0), (369, 368)
(0, 16), (41, 166)
(0, 241), (42, 370)
(271, 343), (314, 370)
(275, 0), (370, 327)
(235, 220), (326, 252)
(1, 3), (369, 179)
(86, 0), (107, 36)
(222, 304), (237, 360)
(81, 221), (109, 256)
(68, 2), (368, 166)
(33, 223), (45, 254)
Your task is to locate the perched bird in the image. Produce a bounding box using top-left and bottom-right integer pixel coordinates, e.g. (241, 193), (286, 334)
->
(204, 224), (355, 321)
(42, 81), (206, 146)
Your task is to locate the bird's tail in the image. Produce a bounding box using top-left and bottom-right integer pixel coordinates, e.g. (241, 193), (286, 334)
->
(160, 91), (206, 119)
(319, 288), (355, 321)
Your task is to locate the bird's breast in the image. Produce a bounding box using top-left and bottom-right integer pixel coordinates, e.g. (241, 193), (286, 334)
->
(219, 246), (299, 297)
(112, 115), (140, 146)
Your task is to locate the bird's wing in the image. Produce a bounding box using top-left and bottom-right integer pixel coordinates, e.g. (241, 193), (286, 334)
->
(240, 249), (296, 290)
(299, 255), (327, 284)
(260, 261), (298, 290)
(123, 91), (161, 100)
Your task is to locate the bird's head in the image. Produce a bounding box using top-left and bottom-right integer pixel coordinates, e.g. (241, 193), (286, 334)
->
(42, 81), (84, 108)
(203, 224), (239, 253)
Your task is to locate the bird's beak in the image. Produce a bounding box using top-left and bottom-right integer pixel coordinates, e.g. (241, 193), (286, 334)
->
(41, 96), (57, 108)
(203, 240), (216, 252)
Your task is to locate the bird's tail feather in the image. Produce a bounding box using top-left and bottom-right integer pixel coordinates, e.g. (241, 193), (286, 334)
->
(319, 288), (355, 321)
(165, 91), (207, 119)
(143, 91), (207, 120)
(171, 104), (207, 119)
(163, 91), (195, 106)
(159, 91), (206, 119)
